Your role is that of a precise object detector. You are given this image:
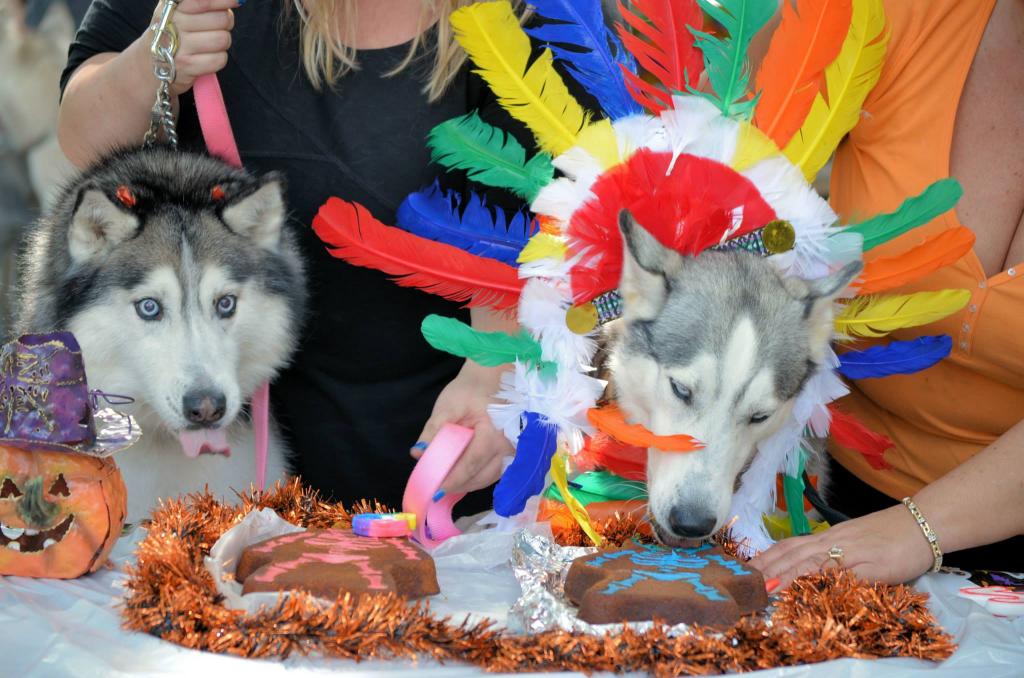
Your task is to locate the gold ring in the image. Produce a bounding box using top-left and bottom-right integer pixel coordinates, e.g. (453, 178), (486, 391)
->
(827, 545), (844, 567)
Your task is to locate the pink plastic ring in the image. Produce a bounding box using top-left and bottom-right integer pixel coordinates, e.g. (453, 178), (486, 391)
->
(402, 423), (474, 549)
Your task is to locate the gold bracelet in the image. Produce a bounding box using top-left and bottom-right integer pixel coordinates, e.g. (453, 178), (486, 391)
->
(901, 497), (943, 573)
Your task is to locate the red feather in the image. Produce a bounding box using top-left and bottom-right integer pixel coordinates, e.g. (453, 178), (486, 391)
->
(313, 197), (524, 310)
(577, 433), (648, 481)
(827, 405), (893, 470)
(567, 150), (777, 302)
(616, 0), (704, 113)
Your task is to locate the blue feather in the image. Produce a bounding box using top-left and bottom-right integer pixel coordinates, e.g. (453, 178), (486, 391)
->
(524, 0), (642, 120)
(396, 182), (534, 266)
(838, 335), (953, 380)
(493, 412), (559, 518)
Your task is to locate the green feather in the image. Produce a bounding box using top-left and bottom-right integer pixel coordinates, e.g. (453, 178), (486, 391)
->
(543, 471), (647, 506)
(421, 314), (548, 369)
(689, 0), (775, 118)
(846, 178), (964, 251)
(427, 112), (555, 201)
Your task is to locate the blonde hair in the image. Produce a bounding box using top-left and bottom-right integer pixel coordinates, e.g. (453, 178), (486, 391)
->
(289, 1), (525, 103)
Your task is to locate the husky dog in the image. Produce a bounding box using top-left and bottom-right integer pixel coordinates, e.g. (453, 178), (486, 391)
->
(609, 211), (860, 546)
(16, 147), (306, 522)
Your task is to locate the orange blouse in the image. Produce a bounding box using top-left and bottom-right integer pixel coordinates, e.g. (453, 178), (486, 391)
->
(828, 0), (1024, 500)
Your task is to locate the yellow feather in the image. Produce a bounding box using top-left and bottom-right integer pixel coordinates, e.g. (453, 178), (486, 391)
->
(550, 450), (602, 547)
(834, 289), (970, 338)
(782, 0), (889, 181)
(731, 122), (780, 171)
(576, 119), (621, 171)
(451, 2), (589, 156)
(518, 232), (568, 263)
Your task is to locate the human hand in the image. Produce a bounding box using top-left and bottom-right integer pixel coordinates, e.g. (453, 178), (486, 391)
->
(148, 0), (239, 96)
(749, 503), (936, 589)
(411, 361), (513, 495)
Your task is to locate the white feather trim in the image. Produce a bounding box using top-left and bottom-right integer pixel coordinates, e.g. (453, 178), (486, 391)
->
(518, 278), (598, 368)
(662, 96), (740, 168)
(531, 176), (594, 223)
(612, 114), (668, 158)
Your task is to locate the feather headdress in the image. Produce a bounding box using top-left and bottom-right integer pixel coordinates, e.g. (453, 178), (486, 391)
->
(312, 0), (971, 553)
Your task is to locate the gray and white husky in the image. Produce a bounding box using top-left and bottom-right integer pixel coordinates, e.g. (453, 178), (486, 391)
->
(15, 147), (306, 522)
(609, 211), (860, 545)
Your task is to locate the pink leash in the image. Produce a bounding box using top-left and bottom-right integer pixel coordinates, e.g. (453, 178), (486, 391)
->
(192, 73), (270, 491)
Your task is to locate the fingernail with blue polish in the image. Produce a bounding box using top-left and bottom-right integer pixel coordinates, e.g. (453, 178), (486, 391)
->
(432, 490), (446, 502)
(412, 441), (428, 451)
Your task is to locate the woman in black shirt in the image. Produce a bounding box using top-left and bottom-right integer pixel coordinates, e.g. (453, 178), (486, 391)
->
(58, 0), (536, 509)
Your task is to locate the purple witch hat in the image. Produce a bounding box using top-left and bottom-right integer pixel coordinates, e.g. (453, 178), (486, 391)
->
(0, 332), (140, 456)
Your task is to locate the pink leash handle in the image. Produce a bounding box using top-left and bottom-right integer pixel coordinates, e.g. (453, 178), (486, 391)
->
(403, 424), (474, 549)
(192, 73), (269, 491)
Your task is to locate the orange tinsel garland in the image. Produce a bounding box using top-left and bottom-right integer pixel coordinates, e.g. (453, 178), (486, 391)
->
(121, 480), (956, 673)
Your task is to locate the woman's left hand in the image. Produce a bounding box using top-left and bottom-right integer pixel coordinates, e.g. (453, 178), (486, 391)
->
(749, 503), (936, 589)
(411, 360), (513, 495)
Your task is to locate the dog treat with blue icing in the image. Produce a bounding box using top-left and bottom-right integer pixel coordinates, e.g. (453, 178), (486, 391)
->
(565, 542), (768, 626)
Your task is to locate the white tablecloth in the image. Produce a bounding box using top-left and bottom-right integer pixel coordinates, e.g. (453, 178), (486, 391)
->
(2, 526), (1022, 678)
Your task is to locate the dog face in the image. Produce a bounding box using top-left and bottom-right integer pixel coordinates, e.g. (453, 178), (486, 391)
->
(609, 210), (860, 544)
(37, 150), (306, 446)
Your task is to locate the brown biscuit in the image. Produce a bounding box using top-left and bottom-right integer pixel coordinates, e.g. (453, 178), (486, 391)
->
(235, 528), (439, 600)
(565, 542), (768, 627)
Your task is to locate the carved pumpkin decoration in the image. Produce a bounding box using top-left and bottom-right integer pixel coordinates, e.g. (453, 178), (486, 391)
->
(0, 444), (127, 579)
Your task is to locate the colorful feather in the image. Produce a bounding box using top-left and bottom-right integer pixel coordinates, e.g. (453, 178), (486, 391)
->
(753, 0), (853, 148)
(615, 0), (704, 112)
(827, 405), (892, 470)
(783, 0), (888, 180)
(312, 197), (524, 310)
(524, 0), (642, 120)
(690, 0), (776, 118)
(517, 232), (568, 263)
(451, 1), (590, 156)
(846, 178), (963, 251)
(588, 404), (703, 452)
(396, 182), (534, 266)
(494, 411), (559, 517)
(835, 289), (970, 338)
(837, 335), (953, 380)
(420, 314), (546, 368)
(427, 112), (554, 201)
(856, 226), (975, 296)
(576, 432), (647, 481)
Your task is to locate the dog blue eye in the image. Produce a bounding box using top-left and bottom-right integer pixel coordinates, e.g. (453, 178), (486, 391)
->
(670, 379), (692, 404)
(750, 413), (770, 424)
(216, 294), (237, 318)
(135, 298), (162, 321)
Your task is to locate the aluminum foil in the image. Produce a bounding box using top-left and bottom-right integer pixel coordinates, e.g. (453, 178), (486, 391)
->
(507, 530), (711, 637)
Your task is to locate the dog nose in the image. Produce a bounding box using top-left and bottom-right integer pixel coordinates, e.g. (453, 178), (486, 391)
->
(183, 390), (226, 426)
(668, 507), (717, 539)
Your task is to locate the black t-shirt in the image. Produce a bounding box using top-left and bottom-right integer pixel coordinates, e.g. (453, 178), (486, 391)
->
(61, 0), (560, 510)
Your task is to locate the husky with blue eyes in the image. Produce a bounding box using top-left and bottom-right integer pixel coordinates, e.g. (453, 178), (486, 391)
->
(15, 146), (306, 522)
(608, 210), (861, 546)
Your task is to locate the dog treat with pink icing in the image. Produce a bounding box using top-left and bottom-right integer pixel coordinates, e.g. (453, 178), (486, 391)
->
(565, 542), (768, 627)
(235, 529), (439, 600)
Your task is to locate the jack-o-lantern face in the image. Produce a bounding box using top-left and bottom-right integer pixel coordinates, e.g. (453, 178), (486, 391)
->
(0, 444), (127, 579)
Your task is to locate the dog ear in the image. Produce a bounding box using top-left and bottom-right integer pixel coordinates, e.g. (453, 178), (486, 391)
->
(68, 189), (139, 263)
(222, 174), (286, 250)
(800, 261), (864, 360)
(618, 209), (683, 320)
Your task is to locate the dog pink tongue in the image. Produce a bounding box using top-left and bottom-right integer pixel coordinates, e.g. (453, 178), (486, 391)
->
(178, 429), (231, 458)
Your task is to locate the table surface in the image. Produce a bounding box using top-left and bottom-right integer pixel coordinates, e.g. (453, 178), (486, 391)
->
(2, 526), (1022, 678)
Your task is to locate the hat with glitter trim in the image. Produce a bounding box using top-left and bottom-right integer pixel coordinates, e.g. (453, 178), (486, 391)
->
(0, 332), (140, 456)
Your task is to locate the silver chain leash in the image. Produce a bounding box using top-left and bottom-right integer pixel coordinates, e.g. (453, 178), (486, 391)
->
(144, 0), (180, 148)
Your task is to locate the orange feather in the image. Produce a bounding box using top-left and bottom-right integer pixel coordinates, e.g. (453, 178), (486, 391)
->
(587, 405), (703, 452)
(855, 226), (975, 296)
(753, 0), (853, 149)
(313, 197), (524, 310)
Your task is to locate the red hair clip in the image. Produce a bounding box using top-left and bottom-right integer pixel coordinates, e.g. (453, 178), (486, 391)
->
(115, 185), (137, 208)
(210, 185), (226, 202)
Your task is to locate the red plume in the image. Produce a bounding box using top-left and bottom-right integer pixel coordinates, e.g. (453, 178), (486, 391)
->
(577, 432), (648, 481)
(568, 150), (777, 303)
(827, 405), (893, 470)
(616, 0), (704, 112)
(313, 197), (524, 311)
